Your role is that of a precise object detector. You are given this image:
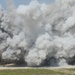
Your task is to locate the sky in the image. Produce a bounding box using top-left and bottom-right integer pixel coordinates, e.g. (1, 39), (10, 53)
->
(0, 0), (55, 9)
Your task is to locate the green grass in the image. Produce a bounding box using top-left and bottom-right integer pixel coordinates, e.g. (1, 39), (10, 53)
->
(68, 68), (75, 71)
(0, 68), (75, 75)
(0, 69), (65, 75)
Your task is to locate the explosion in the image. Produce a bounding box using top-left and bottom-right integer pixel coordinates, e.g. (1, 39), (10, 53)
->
(0, 0), (75, 66)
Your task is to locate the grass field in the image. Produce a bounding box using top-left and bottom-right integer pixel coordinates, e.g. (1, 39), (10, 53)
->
(0, 68), (75, 75)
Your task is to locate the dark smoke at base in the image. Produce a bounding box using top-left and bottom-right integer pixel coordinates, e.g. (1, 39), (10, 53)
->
(0, 0), (75, 67)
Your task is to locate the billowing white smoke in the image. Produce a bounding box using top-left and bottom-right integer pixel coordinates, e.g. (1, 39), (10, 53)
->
(0, 0), (75, 66)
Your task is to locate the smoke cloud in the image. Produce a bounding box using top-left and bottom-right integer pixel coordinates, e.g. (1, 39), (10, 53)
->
(0, 0), (75, 66)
